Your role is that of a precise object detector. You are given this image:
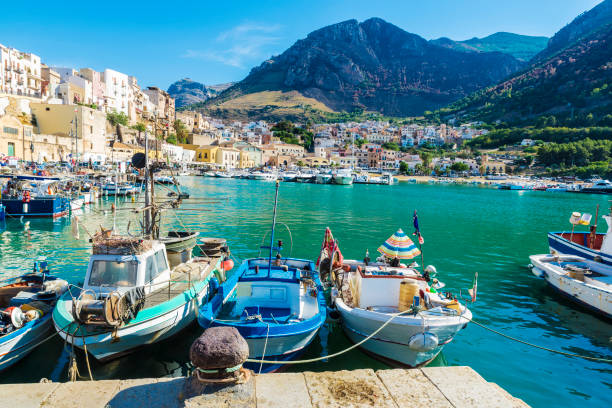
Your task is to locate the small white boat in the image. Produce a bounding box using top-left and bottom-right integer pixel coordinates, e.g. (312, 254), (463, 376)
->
(319, 228), (471, 367)
(332, 169), (353, 185)
(581, 180), (612, 195)
(315, 173), (332, 184)
(529, 253), (612, 318)
(70, 198), (84, 211)
(251, 172), (277, 181)
(281, 172), (299, 182)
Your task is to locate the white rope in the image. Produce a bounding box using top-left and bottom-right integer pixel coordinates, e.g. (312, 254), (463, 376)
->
(258, 320), (270, 374)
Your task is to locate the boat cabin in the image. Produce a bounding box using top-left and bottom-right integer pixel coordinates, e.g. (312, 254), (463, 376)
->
(219, 258), (319, 323)
(85, 240), (171, 297)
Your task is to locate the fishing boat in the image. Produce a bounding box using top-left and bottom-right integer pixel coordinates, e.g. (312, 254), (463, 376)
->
(102, 182), (139, 196)
(548, 208), (612, 266)
(0, 258), (68, 371)
(529, 253), (612, 319)
(315, 172), (333, 184)
(296, 171), (317, 183)
(251, 171), (277, 181)
(320, 227), (472, 367)
(154, 175), (175, 185)
(281, 172), (299, 182)
(332, 168), (353, 185)
(1, 179), (70, 218)
(197, 182), (326, 372)
(53, 136), (227, 362)
(0, 204), (5, 221)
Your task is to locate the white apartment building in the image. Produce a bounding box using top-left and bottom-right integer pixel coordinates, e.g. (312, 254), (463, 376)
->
(102, 68), (129, 115)
(79, 68), (106, 107)
(0, 44), (42, 97)
(52, 67), (93, 104)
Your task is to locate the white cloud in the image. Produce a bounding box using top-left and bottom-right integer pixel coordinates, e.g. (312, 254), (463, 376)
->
(183, 22), (281, 68)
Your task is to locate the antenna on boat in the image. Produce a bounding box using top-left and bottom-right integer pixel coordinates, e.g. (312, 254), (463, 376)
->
(144, 129), (152, 236)
(266, 180), (281, 272)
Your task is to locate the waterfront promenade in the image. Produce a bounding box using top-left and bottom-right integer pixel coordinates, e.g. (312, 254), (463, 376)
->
(0, 366), (527, 408)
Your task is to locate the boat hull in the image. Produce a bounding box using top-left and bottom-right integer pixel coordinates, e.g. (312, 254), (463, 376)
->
(0, 314), (53, 371)
(0, 197), (69, 218)
(335, 299), (469, 367)
(53, 284), (209, 361)
(548, 232), (611, 265)
(333, 176), (353, 185)
(530, 254), (612, 319)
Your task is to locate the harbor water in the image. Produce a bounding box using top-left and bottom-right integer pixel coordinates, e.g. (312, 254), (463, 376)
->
(0, 177), (609, 407)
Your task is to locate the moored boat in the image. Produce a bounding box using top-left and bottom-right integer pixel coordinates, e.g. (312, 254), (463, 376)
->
(0, 259), (68, 371)
(197, 181), (326, 372)
(529, 253), (612, 319)
(52, 233), (224, 361)
(548, 209), (612, 266)
(332, 168), (353, 185)
(319, 227), (471, 367)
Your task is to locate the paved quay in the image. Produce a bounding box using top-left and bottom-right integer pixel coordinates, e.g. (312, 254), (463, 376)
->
(0, 366), (529, 408)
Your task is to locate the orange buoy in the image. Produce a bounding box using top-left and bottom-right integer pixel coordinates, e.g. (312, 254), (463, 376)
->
(221, 258), (234, 271)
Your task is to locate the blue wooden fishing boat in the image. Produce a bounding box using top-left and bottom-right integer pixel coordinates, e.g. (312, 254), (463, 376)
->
(0, 204), (5, 221)
(548, 209), (612, 266)
(1, 179), (69, 218)
(0, 258), (68, 371)
(197, 181), (326, 373)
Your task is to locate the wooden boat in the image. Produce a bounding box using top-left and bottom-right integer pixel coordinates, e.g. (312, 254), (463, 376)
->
(198, 181), (325, 372)
(0, 259), (68, 371)
(1, 179), (70, 218)
(319, 228), (471, 367)
(529, 253), (612, 319)
(52, 235), (223, 361)
(548, 210), (612, 266)
(198, 257), (326, 372)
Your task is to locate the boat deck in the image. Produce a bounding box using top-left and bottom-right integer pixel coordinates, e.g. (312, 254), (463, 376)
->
(142, 257), (219, 309)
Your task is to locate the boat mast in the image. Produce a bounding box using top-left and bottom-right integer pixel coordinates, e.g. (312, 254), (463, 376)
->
(268, 180), (280, 271)
(144, 129), (152, 237)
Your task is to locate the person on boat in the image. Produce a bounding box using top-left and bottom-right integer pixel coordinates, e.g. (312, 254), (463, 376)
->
(274, 253), (282, 267)
(389, 256), (400, 267)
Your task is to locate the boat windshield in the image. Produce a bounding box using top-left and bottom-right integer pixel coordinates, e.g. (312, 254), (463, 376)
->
(88, 260), (138, 287)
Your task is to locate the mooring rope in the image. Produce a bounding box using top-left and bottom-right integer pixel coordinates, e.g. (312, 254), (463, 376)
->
(246, 309), (612, 365)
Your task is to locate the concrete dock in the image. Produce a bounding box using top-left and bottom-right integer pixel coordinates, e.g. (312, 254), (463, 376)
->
(0, 366), (528, 408)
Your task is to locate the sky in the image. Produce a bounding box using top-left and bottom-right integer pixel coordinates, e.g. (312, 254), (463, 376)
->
(0, 0), (603, 89)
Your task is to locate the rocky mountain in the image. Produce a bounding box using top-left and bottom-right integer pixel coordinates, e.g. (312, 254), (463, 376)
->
(438, 22), (612, 125)
(437, 0), (612, 125)
(204, 18), (524, 117)
(167, 78), (233, 108)
(533, 0), (612, 63)
(430, 32), (548, 61)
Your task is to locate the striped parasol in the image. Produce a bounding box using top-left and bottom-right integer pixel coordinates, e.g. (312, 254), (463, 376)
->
(377, 228), (421, 259)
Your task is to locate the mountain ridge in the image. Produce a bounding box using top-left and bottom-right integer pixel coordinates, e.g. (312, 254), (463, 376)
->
(201, 17), (524, 118)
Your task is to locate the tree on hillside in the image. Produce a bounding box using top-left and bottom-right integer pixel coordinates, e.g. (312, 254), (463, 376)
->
(450, 162), (470, 172)
(399, 161), (409, 174)
(173, 120), (189, 143)
(107, 111), (128, 127)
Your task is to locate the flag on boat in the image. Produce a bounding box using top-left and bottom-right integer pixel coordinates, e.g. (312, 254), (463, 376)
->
(316, 227), (343, 267)
(413, 210), (424, 245)
(468, 272), (478, 302)
(378, 228), (421, 259)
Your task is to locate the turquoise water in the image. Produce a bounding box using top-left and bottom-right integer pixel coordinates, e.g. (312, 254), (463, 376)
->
(0, 178), (610, 407)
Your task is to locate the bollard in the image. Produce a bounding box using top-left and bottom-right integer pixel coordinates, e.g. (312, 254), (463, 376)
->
(182, 327), (254, 405)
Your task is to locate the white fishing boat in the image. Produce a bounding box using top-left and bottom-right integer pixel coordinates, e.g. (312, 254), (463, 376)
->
(529, 253), (612, 319)
(319, 227), (471, 367)
(251, 171), (277, 181)
(52, 235), (222, 361)
(332, 168), (353, 185)
(281, 172), (299, 182)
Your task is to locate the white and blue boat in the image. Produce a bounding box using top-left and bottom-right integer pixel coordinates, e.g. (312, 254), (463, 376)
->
(0, 259), (68, 371)
(1, 179), (70, 218)
(197, 181), (326, 372)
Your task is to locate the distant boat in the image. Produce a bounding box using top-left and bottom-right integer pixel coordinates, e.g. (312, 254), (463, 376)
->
(0, 259), (68, 371)
(530, 253), (612, 319)
(332, 168), (353, 185)
(580, 180), (612, 195)
(281, 172), (299, 182)
(315, 172), (332, 184)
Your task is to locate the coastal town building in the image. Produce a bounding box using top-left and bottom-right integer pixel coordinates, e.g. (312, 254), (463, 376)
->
(102, 68), (129, 115)
(0, 44), (42, 98)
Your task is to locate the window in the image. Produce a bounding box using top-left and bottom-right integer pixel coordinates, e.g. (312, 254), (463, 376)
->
(7, 142), (15, 156)
(3, 127), (18, 135)
(89, 260), (138, 287)
(145, 250), (168, 283)
(155, 250), (168, 272)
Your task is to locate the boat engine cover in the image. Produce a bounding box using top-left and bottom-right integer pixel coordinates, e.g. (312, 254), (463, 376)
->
(408, 332), (439, 352)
